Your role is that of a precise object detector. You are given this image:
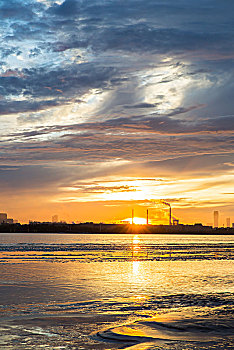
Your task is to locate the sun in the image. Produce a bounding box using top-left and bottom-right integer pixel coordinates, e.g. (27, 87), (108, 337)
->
(124, 217), (147, 225)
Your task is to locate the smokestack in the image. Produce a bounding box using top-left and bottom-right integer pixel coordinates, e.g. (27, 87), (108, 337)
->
(132, 209), (134, 225)
(147, 209), (149, 225)
(161, 200), (171, 225)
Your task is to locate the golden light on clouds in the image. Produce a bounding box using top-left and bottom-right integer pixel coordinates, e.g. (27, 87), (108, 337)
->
(55, 172), (234, 208)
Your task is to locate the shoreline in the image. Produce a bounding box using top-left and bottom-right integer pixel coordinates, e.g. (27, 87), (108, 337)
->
(1, 232), (234, 235)
(0, 222), (234, 235)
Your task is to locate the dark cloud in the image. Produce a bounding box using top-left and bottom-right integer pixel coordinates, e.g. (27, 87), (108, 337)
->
(49, 0), (81, 17)
(0, 99), (61, 115)
(0, 0), (35, 20)
(1, 107), (233, 168)
(0, 0), (233, 118)
(42, 0), (234, 57)
(93, 25), (233, 55)
(124, 103), (158, 109)
(0, 47), (22, 59)
(54, 111), (234, 135)
(0, 63), (117, 114)
(2, 124), (234, 166)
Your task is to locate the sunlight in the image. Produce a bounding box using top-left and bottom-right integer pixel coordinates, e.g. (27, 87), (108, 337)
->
(132, 260), (140, 275)
(133, 235), (140, 245)
(124, 217), (147, 225)
(142, 63), (191, 113)
(132, 235), (140, 253)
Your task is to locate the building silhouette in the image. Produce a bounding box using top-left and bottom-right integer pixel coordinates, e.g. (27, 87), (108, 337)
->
(226, 217), (230, 228)
(52, 215), (58, 223)
(0, 213), (7, 224)
(214, 211), (219, 228)
(0, 212), (16, 224)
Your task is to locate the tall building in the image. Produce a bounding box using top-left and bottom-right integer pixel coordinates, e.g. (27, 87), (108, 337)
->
(52, 215), (58, 223)
(0, 213), (7, 224)
(226, 218), (230, 228)
(214, 211), (219, 228)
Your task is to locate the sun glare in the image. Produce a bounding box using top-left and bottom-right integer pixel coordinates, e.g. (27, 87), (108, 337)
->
(124, 217), (147, 225)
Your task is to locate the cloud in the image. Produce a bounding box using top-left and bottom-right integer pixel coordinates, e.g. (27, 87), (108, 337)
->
(0, 63), (117, 114)
(144, 154), (234, 176)
(48, 111), (234, 136)
(0, 99), (61, 115)
(68, 184), (137, 194)
(0, 0), (35, 20)
(0, 0), (233, 124)
(48, 0), (81, 17)
(2, 121), (234, 166)
(43, 1), (234, 58)
(124, 103), (158, 109)
(0, 165), (69, 191)
(0, 47), (22, 59)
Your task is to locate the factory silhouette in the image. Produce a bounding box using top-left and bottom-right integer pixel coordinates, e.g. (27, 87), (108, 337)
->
(0, 204), (234, 234)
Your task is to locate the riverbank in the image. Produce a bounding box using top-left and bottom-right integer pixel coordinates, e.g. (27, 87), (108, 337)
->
(0, 222), (234, 234)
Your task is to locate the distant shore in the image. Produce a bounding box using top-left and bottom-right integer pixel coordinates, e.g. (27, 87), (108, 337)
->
(0, 222), (234, 234)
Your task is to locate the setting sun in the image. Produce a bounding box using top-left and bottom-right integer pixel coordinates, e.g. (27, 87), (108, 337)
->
(124, 217), (147, 225)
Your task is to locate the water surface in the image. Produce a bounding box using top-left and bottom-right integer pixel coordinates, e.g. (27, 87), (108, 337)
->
(0, 234), (233, 349)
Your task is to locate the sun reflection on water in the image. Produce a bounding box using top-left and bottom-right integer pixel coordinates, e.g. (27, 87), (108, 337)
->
(132, 260), (140, 275)
(133, 235), (140, 247)
(132, 235), (142, 260)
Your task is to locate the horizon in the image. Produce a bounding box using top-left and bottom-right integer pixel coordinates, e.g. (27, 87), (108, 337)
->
(0, 209), (233, 228)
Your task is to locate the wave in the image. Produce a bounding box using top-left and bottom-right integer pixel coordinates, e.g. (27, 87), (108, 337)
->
(97, 311), (234, 348)
(1, 292), (233, 317)
(0, 242), (233, 262)
(1, 242), (233, 251)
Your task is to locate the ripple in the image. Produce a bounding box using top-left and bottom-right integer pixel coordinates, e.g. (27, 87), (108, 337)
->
(97, 311), (234, 348)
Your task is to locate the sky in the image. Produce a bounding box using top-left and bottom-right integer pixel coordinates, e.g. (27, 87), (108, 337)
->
(0, 0), (234, 225)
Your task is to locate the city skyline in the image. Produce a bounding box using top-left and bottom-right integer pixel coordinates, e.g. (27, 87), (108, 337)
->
(1, 208), (234, 228)
(0, 0), (234, 224)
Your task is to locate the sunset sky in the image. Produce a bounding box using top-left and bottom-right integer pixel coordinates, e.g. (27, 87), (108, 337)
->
(0, 0), (234, 225)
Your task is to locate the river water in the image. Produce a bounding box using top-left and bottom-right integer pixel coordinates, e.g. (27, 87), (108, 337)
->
(0, 233), (233, 349)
